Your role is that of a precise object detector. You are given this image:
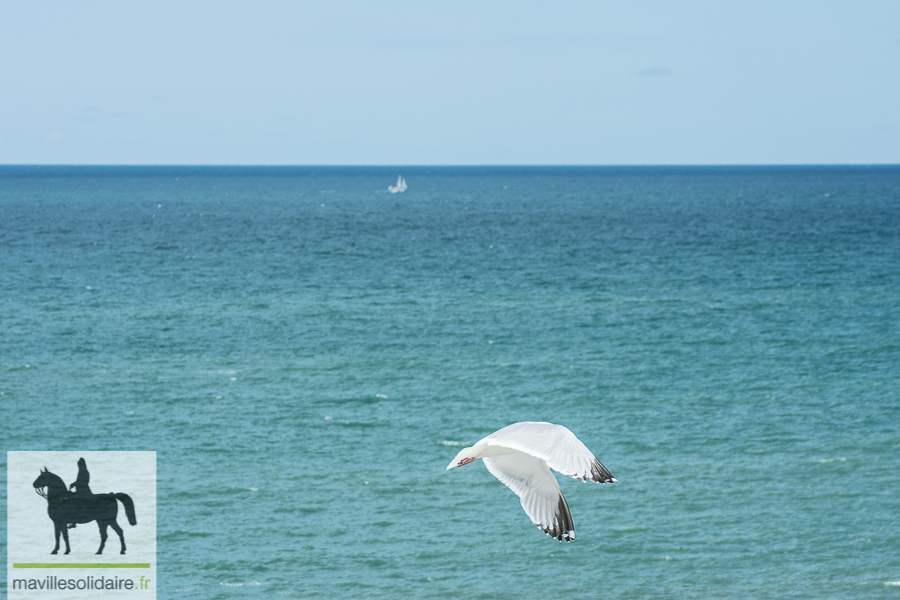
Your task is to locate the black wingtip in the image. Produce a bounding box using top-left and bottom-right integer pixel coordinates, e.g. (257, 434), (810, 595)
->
(590, 458), (616, 484)
(546, 493), (575, 542)
(536, 493), (578, 542)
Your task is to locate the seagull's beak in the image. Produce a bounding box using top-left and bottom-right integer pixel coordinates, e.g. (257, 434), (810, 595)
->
(447, 456), (476, 470)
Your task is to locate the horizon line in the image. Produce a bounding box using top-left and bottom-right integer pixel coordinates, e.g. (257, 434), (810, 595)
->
(2, 163), (899, 168)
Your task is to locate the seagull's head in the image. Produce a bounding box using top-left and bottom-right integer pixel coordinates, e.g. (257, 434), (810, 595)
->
(446, 447), (478, 470)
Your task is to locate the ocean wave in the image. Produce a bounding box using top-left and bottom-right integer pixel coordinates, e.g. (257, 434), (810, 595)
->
(158, 529), (214, 541)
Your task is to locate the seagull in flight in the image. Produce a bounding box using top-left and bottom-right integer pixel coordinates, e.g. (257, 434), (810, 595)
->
(446, 421), (617, 541)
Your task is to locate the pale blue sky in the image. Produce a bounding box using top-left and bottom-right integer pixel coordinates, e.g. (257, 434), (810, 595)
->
(1, 1), (898, 165)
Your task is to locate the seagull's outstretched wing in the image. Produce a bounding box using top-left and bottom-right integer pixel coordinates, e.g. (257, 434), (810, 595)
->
(483, 452), (575, 541)
(479, 422), (617, 483)
(446, 421), (617, 542)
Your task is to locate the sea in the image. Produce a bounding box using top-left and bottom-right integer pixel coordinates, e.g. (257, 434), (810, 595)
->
(1, 165), (898, 599)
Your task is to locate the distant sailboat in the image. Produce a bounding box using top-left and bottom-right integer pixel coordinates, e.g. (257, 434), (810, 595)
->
(388, 175), (407, 194)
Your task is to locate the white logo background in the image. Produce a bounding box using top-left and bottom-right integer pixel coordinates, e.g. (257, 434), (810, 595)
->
(7, 451), (156, 599)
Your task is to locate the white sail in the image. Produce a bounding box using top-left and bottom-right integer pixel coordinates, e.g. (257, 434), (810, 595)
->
(389, 174), (407, 193)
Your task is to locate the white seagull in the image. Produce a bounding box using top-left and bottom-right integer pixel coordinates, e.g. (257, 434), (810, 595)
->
(446, 421), (617, 541)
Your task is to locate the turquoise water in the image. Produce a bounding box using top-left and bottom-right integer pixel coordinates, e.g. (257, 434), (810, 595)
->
(2, 166), (899, 599)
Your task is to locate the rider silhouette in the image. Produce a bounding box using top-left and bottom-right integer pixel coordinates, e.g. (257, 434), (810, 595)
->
(67, 458), (92, 529)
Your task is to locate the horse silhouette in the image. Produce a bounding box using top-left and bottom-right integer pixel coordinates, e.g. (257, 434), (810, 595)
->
(33, 464), (137, 555)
